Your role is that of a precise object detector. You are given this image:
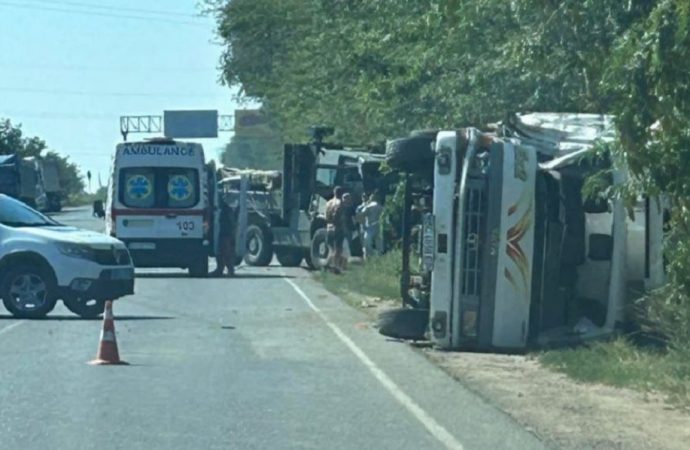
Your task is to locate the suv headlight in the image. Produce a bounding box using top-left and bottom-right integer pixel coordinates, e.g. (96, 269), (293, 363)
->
(57, 242), (97, 261)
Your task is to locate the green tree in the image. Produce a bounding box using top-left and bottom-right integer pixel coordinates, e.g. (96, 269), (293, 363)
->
(221, 135), (283, 170)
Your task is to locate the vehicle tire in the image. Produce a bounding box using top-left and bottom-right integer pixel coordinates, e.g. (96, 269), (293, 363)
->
(63, 296), (105, 319)
(234, 254), (244, 267)
(189, 256), (209, 278)
(410, 129), (439, 139)
(275, 248), (303, 267)
(1, 264), (58, 319)
(386, 135), (436, 173)
(304, 250), (316, 270)
(244, 224), (273, 266)
(309, 228), (330, 270)
(377, 308), (429, 341)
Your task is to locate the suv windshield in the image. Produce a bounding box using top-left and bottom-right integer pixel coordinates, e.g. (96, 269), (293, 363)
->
(0, 195), (60, 227)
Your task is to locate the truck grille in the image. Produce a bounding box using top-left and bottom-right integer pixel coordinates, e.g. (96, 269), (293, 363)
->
(460, 180), (487, 296)
(94, 248), (131, 266)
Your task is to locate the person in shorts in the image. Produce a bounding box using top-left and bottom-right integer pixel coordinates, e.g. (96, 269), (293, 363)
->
(325, 186), (344, 272)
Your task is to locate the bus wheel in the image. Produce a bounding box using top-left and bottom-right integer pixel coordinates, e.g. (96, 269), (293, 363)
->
(275, 248), (303, 267)
(244, 224), (273, 266)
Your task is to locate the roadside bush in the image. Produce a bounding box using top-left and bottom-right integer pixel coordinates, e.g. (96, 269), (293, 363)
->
(636, 284), (690, 352)
(541, 338), (690, 406)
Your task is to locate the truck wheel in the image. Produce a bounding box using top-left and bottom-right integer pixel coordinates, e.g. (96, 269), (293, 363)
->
(410, 129), (439, 139)
(309, 228), (330, 270)
(189, 256), (209, 278)
(386, 135), (436, 173)
(304, 250), (316, 270)
(63, 296), (105, 319)
(1, 265), (58, 319)
(244, 224), (273, 266)
(377, 308), (429, 341)
(275, 248), (303, 267)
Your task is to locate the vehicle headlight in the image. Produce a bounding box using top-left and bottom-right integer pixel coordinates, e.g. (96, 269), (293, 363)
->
(57, 242), (97, 261)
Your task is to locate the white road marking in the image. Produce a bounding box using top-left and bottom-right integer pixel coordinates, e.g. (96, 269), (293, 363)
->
(0, 321), (25, 336)
(284, 278), (464, 450)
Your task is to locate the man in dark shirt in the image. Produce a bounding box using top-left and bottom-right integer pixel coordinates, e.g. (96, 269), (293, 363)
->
(211, 201), (237, 277)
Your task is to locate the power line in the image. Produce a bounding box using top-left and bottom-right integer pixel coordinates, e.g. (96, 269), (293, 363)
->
(22, 0), (204, 19)
(0, 86), (223, 98)
(0, 0), (208, 27)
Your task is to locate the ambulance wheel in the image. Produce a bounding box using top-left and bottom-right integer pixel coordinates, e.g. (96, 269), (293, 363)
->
(276, 248), (303, 267)
(244, 224), (273, 266)
(189, 256), (209, 278)
(386, 135), (436, 173)
(377, 308), (429, 341)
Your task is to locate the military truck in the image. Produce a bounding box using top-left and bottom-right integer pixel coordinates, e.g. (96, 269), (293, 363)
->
(218, 127), (390, 269)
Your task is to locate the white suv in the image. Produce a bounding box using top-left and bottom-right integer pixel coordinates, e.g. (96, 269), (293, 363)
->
(0, 194), (135, 318)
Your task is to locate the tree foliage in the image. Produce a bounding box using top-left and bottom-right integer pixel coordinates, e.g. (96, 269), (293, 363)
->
(210, 0), (690, 336)
(221, 135), (283, 170)
(209, 1), (658, 140)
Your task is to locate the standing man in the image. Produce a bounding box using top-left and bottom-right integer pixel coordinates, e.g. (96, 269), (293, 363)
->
(359, 193), (384, 260)
(211, 201), (237, 277)
(325, 186), (344, 273)
(340, 192), (355, 270)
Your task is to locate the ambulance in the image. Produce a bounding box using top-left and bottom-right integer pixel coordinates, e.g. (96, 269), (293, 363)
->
(105, 138), (215, 276)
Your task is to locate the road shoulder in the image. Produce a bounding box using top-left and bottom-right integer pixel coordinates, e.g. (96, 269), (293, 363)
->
(315, 278), (690, 450)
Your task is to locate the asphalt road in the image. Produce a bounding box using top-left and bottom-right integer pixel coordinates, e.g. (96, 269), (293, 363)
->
(0, 207), (547, 450)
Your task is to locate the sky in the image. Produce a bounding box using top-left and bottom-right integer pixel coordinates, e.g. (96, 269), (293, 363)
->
(0, 0), (252, 191)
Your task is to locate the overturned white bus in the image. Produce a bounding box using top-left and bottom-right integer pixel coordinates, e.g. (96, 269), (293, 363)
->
(381, 114), (666, 351)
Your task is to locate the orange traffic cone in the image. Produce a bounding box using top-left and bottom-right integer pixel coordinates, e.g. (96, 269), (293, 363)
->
(88, 300), (128, 365)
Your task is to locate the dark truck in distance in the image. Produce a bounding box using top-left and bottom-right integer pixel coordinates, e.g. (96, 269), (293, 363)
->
(0, 154), (48, 211)
(218, 127), (392, 269)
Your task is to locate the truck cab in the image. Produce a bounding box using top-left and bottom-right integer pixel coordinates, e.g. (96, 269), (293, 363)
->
(219, 128), (388, 269)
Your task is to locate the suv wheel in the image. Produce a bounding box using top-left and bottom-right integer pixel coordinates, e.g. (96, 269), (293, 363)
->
(62, 296), (105, 319)
(1, 265), (57, 319)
